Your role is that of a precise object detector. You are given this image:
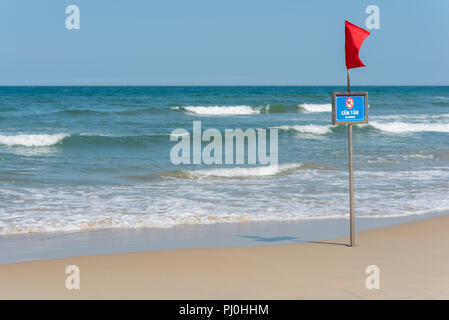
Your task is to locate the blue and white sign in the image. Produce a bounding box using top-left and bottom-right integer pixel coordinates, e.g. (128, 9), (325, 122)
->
(332, 92), (368, 125)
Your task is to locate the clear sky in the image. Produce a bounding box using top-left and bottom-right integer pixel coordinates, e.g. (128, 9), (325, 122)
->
(0, 0), (448, 85)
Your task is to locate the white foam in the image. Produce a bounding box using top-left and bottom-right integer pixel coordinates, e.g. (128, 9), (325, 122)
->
(180, 105), (260, 115)
(276, 125), (332, 135)
(1, 167), (449, 235)
(299, 103), (332, 113)
(0, 134), (69, 147)
(169, 131), (189, 138)
(370, 121), (449, 133)
(185, 163), (303, 178)
(373, 114), (449, 121)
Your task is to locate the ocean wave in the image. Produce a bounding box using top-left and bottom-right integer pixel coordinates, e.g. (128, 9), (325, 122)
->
(275, 125), (332, 135)
(0, 133), (180, 148)
(115, 107), (163, 115)
(179, 105), (260, 115)
(260, 104), (299, 114)
(55, 107), (163, 116)
(1, 166), (449, 235)
(65, 133), (172, 147)
(179, 163), (304, 179)
(3, 208), (449, 235)
(1, 184), (448, 235)
(2, 207), (448, 235)
(370, 121), (449, 133)
(274, 120), (449, 136)
(169, 131), (189, 138)
(57, 109), (107, 116)
(373, 113), (449, 121)
(298, 103), (332, 113)
(0, 134), (69, 147)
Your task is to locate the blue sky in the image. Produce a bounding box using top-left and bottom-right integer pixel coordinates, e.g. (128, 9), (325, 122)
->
(0, 0), (448, 85)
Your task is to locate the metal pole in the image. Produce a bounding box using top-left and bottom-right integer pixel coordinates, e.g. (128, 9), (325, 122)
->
(348, 124), (355, 247)
(347, 68), (355, 247)
(347, 69), (351, 93)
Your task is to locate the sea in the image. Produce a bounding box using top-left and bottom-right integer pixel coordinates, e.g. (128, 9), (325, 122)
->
(0, 86), (448, 235)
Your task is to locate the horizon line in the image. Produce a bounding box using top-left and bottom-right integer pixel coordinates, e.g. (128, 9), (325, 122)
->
(0, 84), (448, 87)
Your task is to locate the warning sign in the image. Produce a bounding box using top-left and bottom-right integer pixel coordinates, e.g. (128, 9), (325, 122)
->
(331, 92), (368, 125)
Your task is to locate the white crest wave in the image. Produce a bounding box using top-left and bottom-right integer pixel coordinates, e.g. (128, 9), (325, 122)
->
(179, 105), (260, 115)
(299, 103), (332, 113)
(184, 163), (303, 178)
(370, 122), (449, 133)
(275, 125), (332, 135)
(0, 134), (69, 147)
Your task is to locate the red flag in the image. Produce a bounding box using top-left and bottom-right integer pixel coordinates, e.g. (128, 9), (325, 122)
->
(345, 20), (370, 69)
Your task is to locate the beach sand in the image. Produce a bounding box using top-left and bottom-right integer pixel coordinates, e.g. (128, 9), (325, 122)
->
(1, 214), (448, 299)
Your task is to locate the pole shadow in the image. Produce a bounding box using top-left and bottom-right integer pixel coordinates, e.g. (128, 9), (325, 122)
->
(306, 240), (349, 247)
(236, 234), (349, 247)
(236, 235), (301, 243)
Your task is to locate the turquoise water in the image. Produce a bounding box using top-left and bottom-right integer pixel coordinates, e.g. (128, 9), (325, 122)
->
(0, 86), (448, 234)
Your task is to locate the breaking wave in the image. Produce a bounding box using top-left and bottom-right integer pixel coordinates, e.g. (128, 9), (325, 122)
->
(179, 163), (304, 179)
(370, 121), (449, 133)
(0, 134), (69, 147)
(178, 105), (261, 115)
(275, 125), (332, 135)
(298, 103), (332, 113)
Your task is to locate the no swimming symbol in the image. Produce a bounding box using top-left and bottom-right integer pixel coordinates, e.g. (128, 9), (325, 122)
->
(346, 97), (354, 109)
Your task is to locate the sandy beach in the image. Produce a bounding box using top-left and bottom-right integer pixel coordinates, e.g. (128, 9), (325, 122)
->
(1, 214), (448, 300)
(1, 0), (448, 304)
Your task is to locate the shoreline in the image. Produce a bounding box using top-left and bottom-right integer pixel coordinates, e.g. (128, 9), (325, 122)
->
(1, 211), (447, 264)
(1, 213), (448, 299)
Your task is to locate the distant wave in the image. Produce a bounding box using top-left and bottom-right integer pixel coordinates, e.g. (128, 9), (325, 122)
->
(65, 133), (173, 147)
(0, 133), (176, 148)
(298, 103), (332, 113)
(274, 121), (449, 135)
(373, 113), (449, 121)
(56, 107), (162, 116)
(178, 104), (333, 115)
(0, 134), (69, 147)
(261, 104), (298, 114)
(178, 105), (261, 115)
(370, 121), (449, 133)
(169, 131), (189, 138)
(275, 125), (332, 135)
(178, 103), (375, 115)
(1, 123), (445, 150)
(179, 163), (304, 179)
(57, 109), (107, 116)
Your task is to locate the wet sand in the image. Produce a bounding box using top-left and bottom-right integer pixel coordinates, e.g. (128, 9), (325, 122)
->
(1, 214), (448, 299)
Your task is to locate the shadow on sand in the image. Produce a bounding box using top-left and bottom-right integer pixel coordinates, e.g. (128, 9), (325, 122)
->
(237, 234), (349, 247)
(236, 235), (301, 242)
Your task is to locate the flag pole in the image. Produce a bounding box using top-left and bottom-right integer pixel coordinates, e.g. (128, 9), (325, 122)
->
(347, 69), (350, 93)
(347, 68), (355, 247)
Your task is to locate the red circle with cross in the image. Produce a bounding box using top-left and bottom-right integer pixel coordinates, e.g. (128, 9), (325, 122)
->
(346, 97), (354, 109)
